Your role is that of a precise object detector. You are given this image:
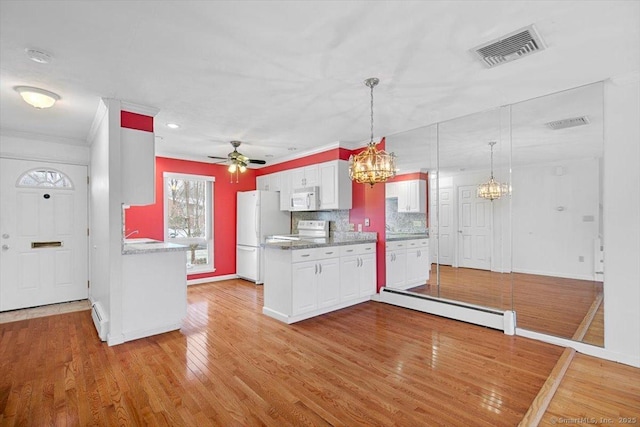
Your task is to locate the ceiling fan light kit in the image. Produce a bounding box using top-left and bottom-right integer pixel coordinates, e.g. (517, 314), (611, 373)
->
(349, 77), (397, 187)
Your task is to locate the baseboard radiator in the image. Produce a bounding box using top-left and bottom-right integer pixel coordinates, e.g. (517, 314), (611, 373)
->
(377, 288), (516, 335)
(91, 302), (108, 341)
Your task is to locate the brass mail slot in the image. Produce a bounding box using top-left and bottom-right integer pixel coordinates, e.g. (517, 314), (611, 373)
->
(31, 241), (63, 248)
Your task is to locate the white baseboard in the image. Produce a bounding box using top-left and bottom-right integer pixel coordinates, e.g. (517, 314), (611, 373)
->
(516, 328), (640, 368)
(187, 274), (238, 286)
(263, 296), (372, 324)
(512, 268), (596, 282)
(121, 322), (182, 343)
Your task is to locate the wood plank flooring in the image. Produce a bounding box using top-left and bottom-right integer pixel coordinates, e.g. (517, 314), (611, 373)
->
(405, 266), (604, 344)
(1, 279), (565, 426)
(541, 353), (640, 425)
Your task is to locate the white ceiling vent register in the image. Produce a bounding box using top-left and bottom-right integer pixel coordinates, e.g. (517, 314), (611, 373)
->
(471, 24), (546, 68)
(546, 116), (591, 130)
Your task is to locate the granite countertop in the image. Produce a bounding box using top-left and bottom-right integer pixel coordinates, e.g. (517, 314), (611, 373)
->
(122, 238), (190, 255)
(386, 232), (430, 241)
(264, 232), (377, 250)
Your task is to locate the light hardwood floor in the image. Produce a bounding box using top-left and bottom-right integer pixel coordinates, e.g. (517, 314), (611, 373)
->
(404, 265), (604, 345)
(1, 279), (563, 426)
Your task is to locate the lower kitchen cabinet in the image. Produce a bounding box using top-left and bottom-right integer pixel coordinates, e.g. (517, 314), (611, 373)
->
(264, 242), (377, 323)
(385, 239), (430, 290)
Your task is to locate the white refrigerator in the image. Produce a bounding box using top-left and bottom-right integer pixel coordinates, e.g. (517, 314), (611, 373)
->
(236, 190), (290, 284)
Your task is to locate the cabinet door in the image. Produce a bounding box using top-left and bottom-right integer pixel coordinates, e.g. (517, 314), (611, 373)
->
(303, 165), (319, 187)
(339, 255), (359, 301)
(386, 250), (406, 288)
(269, 172), (282, 192)
(292, 261), (317, 315)
(121, 127), (155, 205)
(359, 253), (377, 297)
(256, 175), (269, 191)
(291, 168), (306, 189)
(319, 162), (338, 209)
(406, 248), (421, 285)
(317, 257), (340, 308)
(279, 171), (292, 211)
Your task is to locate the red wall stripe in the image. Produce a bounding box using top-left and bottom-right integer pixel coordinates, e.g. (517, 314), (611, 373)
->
(121, 111), (154, 132)
(257, 147), (345, 176)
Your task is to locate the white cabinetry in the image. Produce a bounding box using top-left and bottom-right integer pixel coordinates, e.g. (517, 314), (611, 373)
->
(291, 165), (319, 189)
(318, 160), (352, 210)
(258, 160), (352, 211)
(386, 180), (426, 213)
(385, 239), (430, 290)
(257, 172), (282, 192)
(263, 242), (377, 323)
(121, 127), (155, 205)
(339, 243), (377, 300)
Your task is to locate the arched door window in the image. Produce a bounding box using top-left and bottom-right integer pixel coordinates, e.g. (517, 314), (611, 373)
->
(17, 169), (74, 189)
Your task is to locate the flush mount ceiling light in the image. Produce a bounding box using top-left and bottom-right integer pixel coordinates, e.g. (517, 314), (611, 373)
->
(14, 86), (60, 109)
(349, 77), (397, 187)
(477, 141), (510, 201)
(166, 123), (180, 129)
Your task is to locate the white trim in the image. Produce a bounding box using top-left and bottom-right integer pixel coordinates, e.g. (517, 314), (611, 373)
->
(121, 323), (181, 343)
(512, 268), (596, 282)
(120, 101), (160, 117)
(163, 171), (215, 182)
(0, 128), (87, 147)
(187, 274), (238, 286)
(262, 296), (372, 324)
(516, 328), (640, 368)
(87, 99), (110, 145)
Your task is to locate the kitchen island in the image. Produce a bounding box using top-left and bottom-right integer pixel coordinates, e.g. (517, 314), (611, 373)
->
(121, 239), (189, 342)
(263, 233), (377, 324)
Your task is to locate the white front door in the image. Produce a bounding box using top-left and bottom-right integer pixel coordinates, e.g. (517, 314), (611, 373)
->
(0, 159), (88, 311)
(457, 185), (491, 270)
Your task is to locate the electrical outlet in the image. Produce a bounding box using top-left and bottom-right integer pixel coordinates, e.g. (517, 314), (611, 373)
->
(357, 224), (363, 232)
(364, 218), (370, 226)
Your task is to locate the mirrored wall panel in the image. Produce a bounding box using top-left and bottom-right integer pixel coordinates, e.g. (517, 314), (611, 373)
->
(511, 82), (604, 346)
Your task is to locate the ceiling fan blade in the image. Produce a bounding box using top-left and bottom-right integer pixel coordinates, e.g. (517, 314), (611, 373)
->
(207, 155), (229, 160)
(248, 159), (267, 165)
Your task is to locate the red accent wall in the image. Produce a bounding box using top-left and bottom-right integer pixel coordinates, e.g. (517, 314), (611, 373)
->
(121, 111), (154, 132)
(257, 147), (351, 175)
(348, 138), (387, 291)
(124, 156), (257, 281)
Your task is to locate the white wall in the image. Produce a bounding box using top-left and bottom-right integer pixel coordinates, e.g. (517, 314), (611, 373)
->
(603, 78), (640, 364)
(512, 157), (601, 280)
(0, 131), (89, 165)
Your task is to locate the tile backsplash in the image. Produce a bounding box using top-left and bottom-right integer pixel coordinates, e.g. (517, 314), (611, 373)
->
(291, 210), (350, 234)
(385, 198), (428, 233)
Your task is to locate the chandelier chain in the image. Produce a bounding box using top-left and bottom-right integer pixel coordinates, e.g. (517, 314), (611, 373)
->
(370, 82), (374, 144)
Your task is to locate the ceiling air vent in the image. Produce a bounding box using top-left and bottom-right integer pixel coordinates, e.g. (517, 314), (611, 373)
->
(471, 24), (546, 68)
(546, 116), (591, 130)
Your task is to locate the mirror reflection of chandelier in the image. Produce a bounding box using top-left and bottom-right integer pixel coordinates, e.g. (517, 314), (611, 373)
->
(477, 141), (510, 200)
(349, 78), (397, 187)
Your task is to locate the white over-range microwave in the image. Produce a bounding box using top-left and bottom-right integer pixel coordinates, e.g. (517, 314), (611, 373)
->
(290, 186), (320, 211)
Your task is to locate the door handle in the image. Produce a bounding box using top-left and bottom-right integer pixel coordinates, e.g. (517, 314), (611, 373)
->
(318, 263), (322, 274)
(238, 246), (256, 252)
(315, 264), (318, 274)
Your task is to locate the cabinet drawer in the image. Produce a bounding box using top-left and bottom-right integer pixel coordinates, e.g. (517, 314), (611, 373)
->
(386, 241), (407, 251)
(292, 246), (339, 262)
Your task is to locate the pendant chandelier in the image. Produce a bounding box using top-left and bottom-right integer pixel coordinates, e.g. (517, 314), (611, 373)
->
(349, 77), (397, 187)
(477, 141), (510, 201)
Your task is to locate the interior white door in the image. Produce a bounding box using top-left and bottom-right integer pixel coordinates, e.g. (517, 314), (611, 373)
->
(438, 187), (454, 266)
(0, 159), (88, 311)
(457, 185), (492, 270)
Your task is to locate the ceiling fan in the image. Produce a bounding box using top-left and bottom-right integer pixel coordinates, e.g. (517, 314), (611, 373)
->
(208, 140), (266, 171)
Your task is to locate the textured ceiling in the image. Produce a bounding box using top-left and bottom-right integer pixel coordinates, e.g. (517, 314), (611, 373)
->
(1, 1), (638, 168)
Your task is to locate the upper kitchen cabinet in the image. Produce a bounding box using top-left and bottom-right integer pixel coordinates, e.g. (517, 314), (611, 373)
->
(318, 160), (352, 210)
(257, 172), (282, 192)
(386, 179), (426, 213)
(121, 127), (155, 205)
(291, 165), (319, 189)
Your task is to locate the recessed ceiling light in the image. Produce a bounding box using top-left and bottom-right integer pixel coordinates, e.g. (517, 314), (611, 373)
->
(288, 147), (297, 151)
(166, 123), (180, 129)
(25, 48), (53, 64)
(14, 86), (60, 109)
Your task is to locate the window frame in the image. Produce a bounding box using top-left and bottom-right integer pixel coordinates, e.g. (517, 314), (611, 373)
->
(163, 172), (215, 274)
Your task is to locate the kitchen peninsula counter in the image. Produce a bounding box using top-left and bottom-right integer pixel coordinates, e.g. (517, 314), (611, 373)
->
(264, 232), (377, 250)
